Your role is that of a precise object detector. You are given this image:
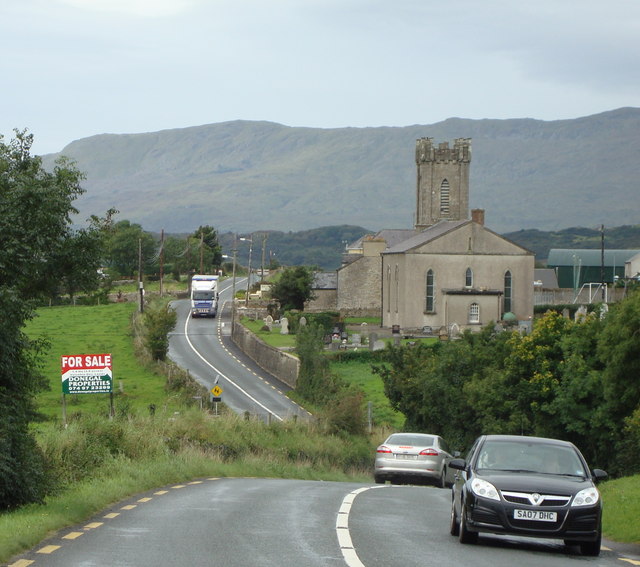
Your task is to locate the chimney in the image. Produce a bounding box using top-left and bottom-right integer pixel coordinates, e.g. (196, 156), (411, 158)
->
(471, 208), (485, 226)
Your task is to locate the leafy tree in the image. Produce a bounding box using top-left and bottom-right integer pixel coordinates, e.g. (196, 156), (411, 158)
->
(0, 130), (85, 508)
(192, 225), (222, 271)
(105, 220), (156, 277)
(271, 266), (315, 311)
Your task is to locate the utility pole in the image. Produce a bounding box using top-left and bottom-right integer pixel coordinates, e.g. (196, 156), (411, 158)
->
(159, 229), (164, 297)
(199, 232), (204, 274)
(138, 238), (144, 313)
(261, 232), (268, 282)
(600, 224), (606, 301)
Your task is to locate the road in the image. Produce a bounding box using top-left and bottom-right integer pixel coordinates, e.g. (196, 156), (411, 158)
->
(9, 478), (638, 567)
(167, 276), (311, 422)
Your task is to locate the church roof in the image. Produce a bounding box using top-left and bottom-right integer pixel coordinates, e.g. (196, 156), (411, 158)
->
(383, 220), (470, 254)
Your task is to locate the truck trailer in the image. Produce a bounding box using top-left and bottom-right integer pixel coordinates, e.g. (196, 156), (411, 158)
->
(190, 274), (219, 317)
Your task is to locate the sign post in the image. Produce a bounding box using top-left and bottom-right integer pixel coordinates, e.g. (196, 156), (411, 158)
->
(61, 353), (114, 423)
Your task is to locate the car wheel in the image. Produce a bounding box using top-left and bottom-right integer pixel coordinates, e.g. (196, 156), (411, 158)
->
(579, 527), (602, 557)
(438, 468), (446, 489)
(449, 500), (459, 536)
(458, 507), (478, 544)
(374, 474), (385, 484)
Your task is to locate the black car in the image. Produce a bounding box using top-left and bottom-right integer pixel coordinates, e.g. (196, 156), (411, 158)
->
(449, 435), (607, 556)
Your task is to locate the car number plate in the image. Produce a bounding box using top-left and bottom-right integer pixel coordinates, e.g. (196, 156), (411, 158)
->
(514, 509), (557, 522)
(396, 454), (417, 460)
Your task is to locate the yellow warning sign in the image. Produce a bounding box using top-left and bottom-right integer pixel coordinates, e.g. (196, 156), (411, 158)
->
(211, 385), (223, 397)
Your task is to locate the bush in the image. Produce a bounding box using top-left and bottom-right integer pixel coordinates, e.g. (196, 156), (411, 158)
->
(143, 301), (177, 361)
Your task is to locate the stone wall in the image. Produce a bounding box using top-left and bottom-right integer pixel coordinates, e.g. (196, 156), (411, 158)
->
(231, 322), (299, 388)
(337, 255), (382, 317)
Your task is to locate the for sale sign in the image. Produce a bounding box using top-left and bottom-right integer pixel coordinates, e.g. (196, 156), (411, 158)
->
(61, 354), (113, 394)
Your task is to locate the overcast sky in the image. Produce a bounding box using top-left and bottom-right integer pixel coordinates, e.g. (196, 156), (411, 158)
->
(2, 0), (639, 155)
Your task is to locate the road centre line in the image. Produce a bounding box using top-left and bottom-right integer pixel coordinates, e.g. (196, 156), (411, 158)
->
(336, 485), (387, 567)
(181, 280), (285, 421)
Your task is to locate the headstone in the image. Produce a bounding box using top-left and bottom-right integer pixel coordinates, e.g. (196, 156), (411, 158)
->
(352, 333), (361, 346)
(265, 315), (274, 331)
(299, 316), (307, 327)
(280, 316), (289, 335)
(369, 332), (378, 351)
(373, 340), (385, 351)
(575, 305), (588, 322)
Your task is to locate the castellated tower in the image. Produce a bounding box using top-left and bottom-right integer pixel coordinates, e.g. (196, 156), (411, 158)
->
(414, 138), (471, 230)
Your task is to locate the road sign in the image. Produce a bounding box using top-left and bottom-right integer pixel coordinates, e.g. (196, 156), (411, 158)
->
(61, 353), (113, 394)
(211, 385), (223, 397)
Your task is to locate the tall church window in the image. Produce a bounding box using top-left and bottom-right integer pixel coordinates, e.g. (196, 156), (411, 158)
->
(386, 266), (391, 313)
(465, 267), (473, 287)
(504, 270), (513, 314)
(469, 302), (480, 323)
(394, 265), (399, 313)
(440, 179), (450, 215)
(426, 269), (435, 312)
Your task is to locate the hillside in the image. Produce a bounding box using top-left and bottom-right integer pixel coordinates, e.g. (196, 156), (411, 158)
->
(41, 108), (640, 235)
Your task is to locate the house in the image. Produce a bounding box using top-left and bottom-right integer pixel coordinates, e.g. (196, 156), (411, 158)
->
(625, 252), (640, 280)
(305, 272), (337, 312)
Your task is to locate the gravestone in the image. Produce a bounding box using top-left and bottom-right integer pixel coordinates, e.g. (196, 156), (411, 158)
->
(265, 315), (274, 331)
(280, 316), (289, 335)
(299, 316), (307, 327)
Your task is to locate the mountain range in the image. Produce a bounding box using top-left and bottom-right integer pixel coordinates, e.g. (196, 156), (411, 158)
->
(42, 107), (640, 235)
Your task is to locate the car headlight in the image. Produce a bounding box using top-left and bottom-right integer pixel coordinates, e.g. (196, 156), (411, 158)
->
(471, 478), (500, 501)
(572, 487), (600, 507)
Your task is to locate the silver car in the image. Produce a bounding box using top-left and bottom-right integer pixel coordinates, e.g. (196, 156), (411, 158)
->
(374, 432), (456, 487)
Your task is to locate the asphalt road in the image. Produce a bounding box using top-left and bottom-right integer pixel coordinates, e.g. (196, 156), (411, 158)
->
(9, 478), (638, 567)
(167, 276), (311, 422)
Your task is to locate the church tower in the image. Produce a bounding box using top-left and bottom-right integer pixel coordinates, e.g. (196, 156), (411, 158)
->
(414, 138), (471, 230)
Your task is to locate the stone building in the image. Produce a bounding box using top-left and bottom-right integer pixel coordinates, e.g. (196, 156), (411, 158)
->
(332, 137), (534, 331)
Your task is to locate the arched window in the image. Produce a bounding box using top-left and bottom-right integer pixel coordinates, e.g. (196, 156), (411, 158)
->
(440, 179), (450, 215)
(426, 269), (435, 312)
(469, 302), (480, 324)
(465, 267), (473, 287)
(394, 265), (399, 313)
(504, 270), (513, 314)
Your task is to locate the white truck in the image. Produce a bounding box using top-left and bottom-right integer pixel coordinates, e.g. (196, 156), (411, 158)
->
(190, 274), (219, 318)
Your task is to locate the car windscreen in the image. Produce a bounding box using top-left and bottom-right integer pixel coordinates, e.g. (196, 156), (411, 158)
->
(388, 434), (435, 447)
(476, 440), (586, 476)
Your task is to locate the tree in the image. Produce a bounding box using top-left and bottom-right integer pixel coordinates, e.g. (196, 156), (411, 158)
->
(105, 220), (156, 277)
(192, 225), (222, 272)
(0, 130), (86, 508)
(271, 266), (315, 311)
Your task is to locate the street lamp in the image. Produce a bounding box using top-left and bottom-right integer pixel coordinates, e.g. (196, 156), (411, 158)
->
(239, 235), (253, 307)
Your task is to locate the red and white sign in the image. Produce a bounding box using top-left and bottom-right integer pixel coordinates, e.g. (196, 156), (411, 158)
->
(61, 353), (113, 394)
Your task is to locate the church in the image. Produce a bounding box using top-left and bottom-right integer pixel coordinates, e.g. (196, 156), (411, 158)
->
(336, 137), (534, 333)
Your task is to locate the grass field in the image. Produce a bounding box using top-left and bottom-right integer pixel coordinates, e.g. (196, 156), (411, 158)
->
(25, 302), (182, 421)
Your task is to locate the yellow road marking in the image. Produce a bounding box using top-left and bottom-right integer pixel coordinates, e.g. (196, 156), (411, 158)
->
(84, 522), (103, 530)
(154, 490), (169, 495)
(104, 512), (120, 519)
(188, 481), (203, 485)
(37, 545), (60, 554)
(619, 559), (640, 565)
(63, 532), (83, 540)
(172, 484), (186, 489)
(121, 504), (137, 510)
(8, 560), (34, 566)
(137, 497), (152, 503)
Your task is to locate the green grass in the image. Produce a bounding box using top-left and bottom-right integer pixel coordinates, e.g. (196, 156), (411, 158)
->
(240, 317), (297, 348)
(600, 476), (640, 543)
(331, 359), (404, 429)
(26, 303), (179, 421)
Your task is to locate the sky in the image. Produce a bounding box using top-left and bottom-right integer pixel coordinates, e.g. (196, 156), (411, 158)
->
(2, 0), (639, 155)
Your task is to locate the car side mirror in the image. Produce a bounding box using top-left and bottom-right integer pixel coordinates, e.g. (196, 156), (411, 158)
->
(591, 469), (608, 482)
(449, 458), (466, 471)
